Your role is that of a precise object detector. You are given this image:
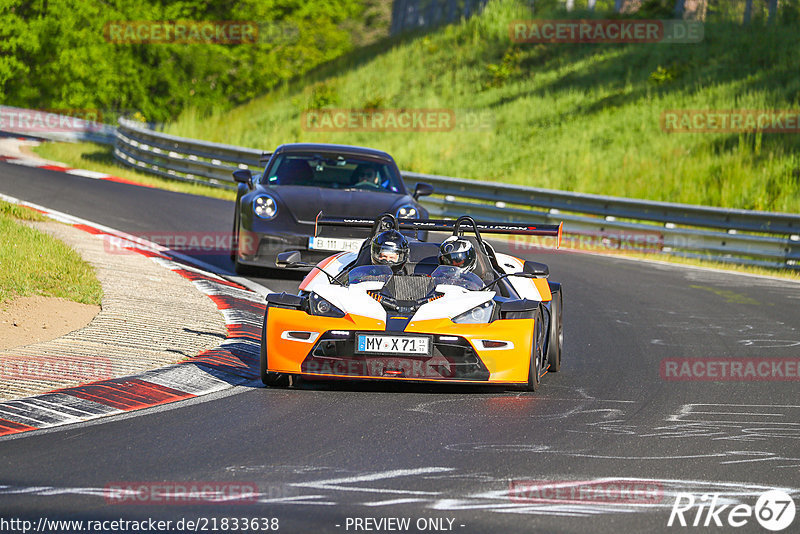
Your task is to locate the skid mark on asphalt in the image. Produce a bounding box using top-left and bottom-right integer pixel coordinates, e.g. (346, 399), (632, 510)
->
(1, 469), (797, 519)
(410, 393), (800, 469)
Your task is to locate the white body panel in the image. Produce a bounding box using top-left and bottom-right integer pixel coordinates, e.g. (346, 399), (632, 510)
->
(494, 252), (542, 301)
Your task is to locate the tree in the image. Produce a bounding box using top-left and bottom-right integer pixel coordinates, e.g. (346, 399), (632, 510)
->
(768, 0), (779, 23)
(743, 0), (753, 24)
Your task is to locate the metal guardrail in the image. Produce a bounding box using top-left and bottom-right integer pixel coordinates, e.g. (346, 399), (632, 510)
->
(2, 112), (798, 269)
(113, 118), (265, 190)
(109, 119), (799, 269)
(0, 106), (116, 144)
(401, 173), (800, 269)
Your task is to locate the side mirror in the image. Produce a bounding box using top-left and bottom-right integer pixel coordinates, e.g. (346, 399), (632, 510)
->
(523, 261), (549, 277)
(413, 182), (434, 200)
(233, 169), (253, 188)
(275, 250), (302, 268)
(266, 292), (304, 308)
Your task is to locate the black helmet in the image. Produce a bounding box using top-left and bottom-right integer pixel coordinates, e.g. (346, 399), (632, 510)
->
(371, 229), (409, 270)
(438, 236), (476, 272)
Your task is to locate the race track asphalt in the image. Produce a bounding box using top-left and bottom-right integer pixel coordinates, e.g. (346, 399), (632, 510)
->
(1, 161), (798, 533)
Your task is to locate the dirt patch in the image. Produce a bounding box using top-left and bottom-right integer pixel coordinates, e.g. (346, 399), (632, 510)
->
(17, 142), (39, 158)
(0, 296), (100, 351)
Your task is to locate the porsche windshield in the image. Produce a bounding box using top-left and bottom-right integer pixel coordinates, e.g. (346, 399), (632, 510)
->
(263, 153), (404, 193)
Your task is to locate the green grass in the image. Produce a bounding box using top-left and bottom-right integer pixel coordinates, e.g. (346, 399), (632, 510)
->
(31, 142), (236, 201)
(0, 201), (46, 222)
(159, 0), (800, 213)
(0, 201), (103, 305)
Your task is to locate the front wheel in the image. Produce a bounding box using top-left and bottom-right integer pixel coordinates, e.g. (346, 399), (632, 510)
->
(260, 311), (290, 387)
(547, 286), (562, 372)
(526, 308), (544, 392)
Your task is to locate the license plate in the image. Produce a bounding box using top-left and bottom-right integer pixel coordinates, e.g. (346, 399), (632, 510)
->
(308, 236), (363, 253)
(356, 334), (431, 355)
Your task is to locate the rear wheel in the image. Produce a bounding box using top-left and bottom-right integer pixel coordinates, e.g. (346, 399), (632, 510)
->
(547, 286), (562, 372)
(260, 310), (290, 387)
(526, 308), (544, 391)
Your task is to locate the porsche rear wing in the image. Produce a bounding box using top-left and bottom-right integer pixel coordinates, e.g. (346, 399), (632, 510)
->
(315, 215), (563, 248)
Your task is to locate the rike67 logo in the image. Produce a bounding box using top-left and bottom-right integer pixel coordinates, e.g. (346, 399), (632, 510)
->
(668, 490), (796, 531)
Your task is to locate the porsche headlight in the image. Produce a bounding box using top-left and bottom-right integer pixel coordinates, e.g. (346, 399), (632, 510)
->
(452, 301), (495, 324)
(396, 205), (419, 219)
(253, 194), (277, 219)
(309, 292), (345, 318)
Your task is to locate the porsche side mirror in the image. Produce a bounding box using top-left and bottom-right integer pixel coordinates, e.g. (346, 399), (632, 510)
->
(413, 182), (434, 200)
(233, 168), (253, 188)
(523, 261), (549, 277)
(276, 251), (302, 268)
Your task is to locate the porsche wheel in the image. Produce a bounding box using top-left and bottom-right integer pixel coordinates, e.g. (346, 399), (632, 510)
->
(230, 211), (239, 263)
(526, 308), (544, 392)
(547, 285), (562, 372)
(260, 311), (290, 387)
(234, 256), (254, 276)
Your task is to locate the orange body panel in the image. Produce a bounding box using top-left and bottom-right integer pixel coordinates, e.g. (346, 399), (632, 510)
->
(265, 308), (536, 384)
(266, 309), (384, 373)
(533, 278), (552, 301)
(404, 318), (535, 383)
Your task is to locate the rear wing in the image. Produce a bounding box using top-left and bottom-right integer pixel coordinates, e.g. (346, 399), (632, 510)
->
(315, 214), (562, 248)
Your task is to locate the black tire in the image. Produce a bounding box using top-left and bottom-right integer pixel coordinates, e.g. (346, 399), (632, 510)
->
(230, 212), (238, 263)
(260, 310), (290, 387)
(547, 286), (562, 372)
(234, 256), (256, 276)
(526, 308), (544, 392)
(231, 209), (260, 275)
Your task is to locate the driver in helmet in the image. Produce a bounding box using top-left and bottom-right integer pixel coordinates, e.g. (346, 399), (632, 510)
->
(371, 229), (410, 272)
(352, 164), (395, 191)
(438, 236), (477, 272)
(352, 164), (379, 185)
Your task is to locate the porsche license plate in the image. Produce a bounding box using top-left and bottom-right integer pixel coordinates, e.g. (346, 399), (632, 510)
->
(356, 334), (431, 355)
(308, 236), (363, 253)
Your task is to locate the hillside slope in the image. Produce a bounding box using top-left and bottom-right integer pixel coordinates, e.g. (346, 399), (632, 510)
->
(164, 0), (800, 212)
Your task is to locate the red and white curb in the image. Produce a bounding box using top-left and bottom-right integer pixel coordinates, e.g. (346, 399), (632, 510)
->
(0, 152), (155, 189)
(0, 194), (267, 438)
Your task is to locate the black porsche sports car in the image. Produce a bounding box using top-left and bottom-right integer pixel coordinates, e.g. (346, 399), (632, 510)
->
(230, 143), (433, 272)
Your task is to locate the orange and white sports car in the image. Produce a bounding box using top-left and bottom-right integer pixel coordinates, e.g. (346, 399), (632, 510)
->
(260, 214), (563, 391)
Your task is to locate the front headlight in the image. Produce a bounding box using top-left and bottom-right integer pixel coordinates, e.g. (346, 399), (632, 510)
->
(308, 292), (345, 318)
(452, 301), (495, 324)
(253, 194), (277, 219)
(396, 205), (419, 219)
